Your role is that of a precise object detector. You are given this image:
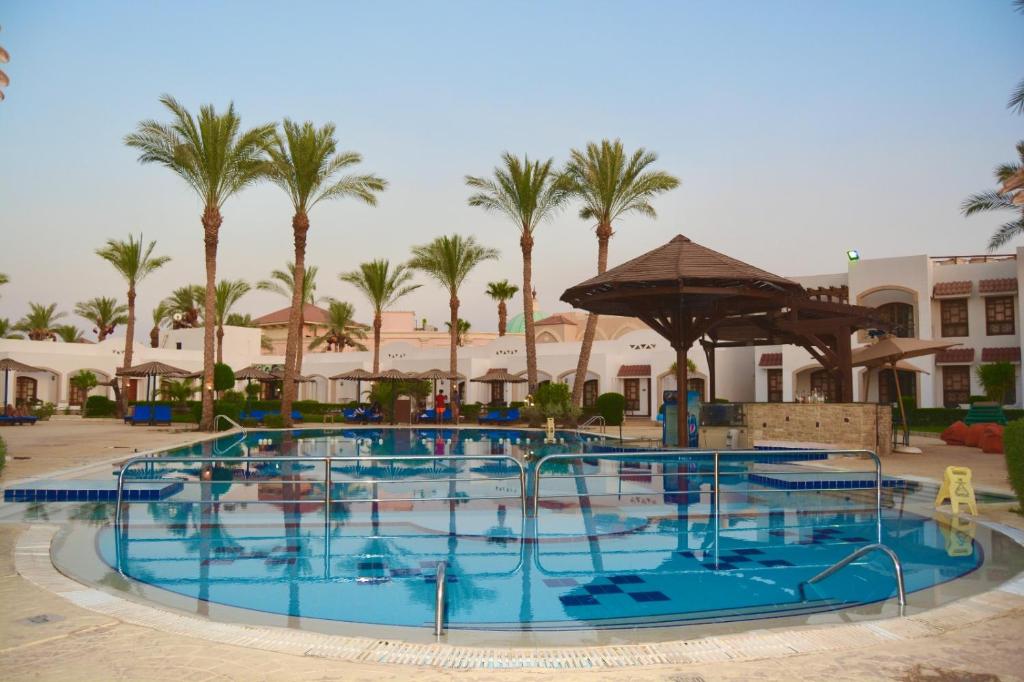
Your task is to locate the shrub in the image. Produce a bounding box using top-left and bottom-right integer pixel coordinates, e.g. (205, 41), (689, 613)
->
(244, 383), (262, 400)
(595, 392), (626, 427)
(213, 363), (235, 392)
(0, 434), (6, 472)
(525, 383), (578, 427)
(368, 380), (430, 420)
(263, 414), (286, 428)
(31, 402), (56, 421)
(461, 403), (482, 421)
(978, 362), (1016, 404)
(220, 389), (245, 404)
(968, 395), (992, 405)
(85, 395), (117, 417)
(1004, 419), (1024, 509)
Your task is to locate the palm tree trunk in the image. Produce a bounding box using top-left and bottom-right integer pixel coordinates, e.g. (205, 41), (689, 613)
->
(216, 324), (224, 365)
(281, 212), (309, 428)
(150, 325), (159, 348)
(449, 294), (459, 385)
(372, 312), (382, 373)
(200, 207), (222, 432)
(571, 222), (612, 406)
(498, 301), (507, 337)
(521, 234), (538, 392)
(120, 285), (136, 418)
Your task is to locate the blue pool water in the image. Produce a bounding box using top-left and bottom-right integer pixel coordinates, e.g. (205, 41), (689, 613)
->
(78, 427), (1018, 632)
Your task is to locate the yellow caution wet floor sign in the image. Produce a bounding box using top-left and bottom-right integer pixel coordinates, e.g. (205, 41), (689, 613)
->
(934, 466), (978, 516)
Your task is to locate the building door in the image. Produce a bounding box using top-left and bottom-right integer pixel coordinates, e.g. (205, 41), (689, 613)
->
(69, 381), (87, 407)
(767, 369), (783, 403)
(942, 366), (971, 407)
(623, 378), (640, 412)
(15, 376), (37, 406)
(809, 370), (839, 402)
(490, 382), (504, 405)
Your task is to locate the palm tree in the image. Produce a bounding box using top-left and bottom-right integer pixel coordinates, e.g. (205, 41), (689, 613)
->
(95, 234), (171, 411)
(69, 370), (98, 415)
(563, 139), (680, 405)
(162, 285), (204, 328)
(485, 280), (519, 336)
(0, 319), (22, 339)
(410, 235), (499, 383)
(444, 318), (471, 347)
(225, 312), (255, 327)
(201, 279), (251, 364)
(466, 153), (569, 389)
(257, 262), (322, 374)
(149, 302), (170, 348)
(125, 94), (275, 431)
(266, 119), (387, 426)
(54, 324), (86, 343)
(74, 296), (128, 342)
(962, 142), (1024, 249)
(14, 303), (66, 341)
(309, 300), (368, 352)
(339, 260), (420, 372)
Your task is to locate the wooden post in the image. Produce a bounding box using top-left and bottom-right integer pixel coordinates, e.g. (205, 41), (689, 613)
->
(704, 342), (716, 402)
(676, 344), (688, 448)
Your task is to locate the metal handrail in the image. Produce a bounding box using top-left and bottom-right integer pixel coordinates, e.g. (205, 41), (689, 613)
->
(434, 561), (447, 637)
(579, 415), (606, 434)
(213, 414), (247, 456)
(801, 542), (906, 608)
(531, 449), (884, 545)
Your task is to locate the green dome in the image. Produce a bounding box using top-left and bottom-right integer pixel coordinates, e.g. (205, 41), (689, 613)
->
(506, 310), (548, 334)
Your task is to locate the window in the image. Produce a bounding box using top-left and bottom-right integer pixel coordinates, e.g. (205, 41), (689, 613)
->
(877, 302), (915, 338)
(15, 376), (37, 406)
(69, 382), (87, 407)
(687, 378), (705, 401)
(940, 299), (969, 337)
(767, 369), (783, 403)
(986, 296), (1015, 335)
(878, 370), (917, 405)
(583, 379), (598, 407)
(809, 370), (839, 402)
(623, 378), (640, 411)
(942, 366), (971, 407)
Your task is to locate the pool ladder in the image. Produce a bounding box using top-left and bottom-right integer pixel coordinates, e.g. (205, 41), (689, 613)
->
(434, 561), (447, 637)
(213, 414), (247, 456)
(799, 543), (906, 611)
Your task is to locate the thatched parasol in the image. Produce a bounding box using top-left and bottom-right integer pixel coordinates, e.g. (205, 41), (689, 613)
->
(235, 366), (277, 381)
(366, 369), (418, 424)
(852, 336), (960, 448)
(418, 368), (465, 399)
(471, 368), (527, 405)
(330, 368), (373, 403)
(0, 357), (44, 408)
(269, 368), (314, 383)
(561, 234), (881, 447)
(115, 361), (190, 424)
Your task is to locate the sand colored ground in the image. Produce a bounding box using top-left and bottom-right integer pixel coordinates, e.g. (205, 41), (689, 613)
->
(1, 419), (1023, 680)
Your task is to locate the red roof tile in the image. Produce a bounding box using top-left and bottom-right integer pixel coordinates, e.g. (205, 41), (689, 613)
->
(981, 347), (1021, 362)
(979, 278), (1018, 294)
(936, 348), (975, 364)
(932, 281), (972, 297)
(617, 364), (651, 377)
(253, 303), (330, 326)
(759, 352), (783, 367)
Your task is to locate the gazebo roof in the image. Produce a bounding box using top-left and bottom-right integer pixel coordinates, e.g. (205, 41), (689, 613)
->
(0, 357), (44, 373)
(116, 361), (190, 378)
(269, 368), (314, 383)
(330, 368), (374, 381)
(471, 368), (528, 383)
(369, 368), (414, 381)
(417, 368), (465, 380)
(234, 365), (277, 381)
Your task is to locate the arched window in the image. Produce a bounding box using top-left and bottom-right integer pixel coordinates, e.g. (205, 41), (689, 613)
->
(877, 302), (915, 338)
(15, 376), (38, 406)
(809, 370), (838, 402)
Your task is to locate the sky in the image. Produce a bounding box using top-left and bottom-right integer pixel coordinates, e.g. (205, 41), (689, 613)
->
(0, 0), (1022, 343)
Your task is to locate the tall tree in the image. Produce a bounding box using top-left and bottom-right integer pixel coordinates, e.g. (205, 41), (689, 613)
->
(96, 234), (171, 413)
(14, 302), (66, 341)
(125, 94), (275, 431)
(466, 153), (568, 390)
(258, 263), (330, 379)
(410, 235), (498, 384)
(162, 285), (205, 328)
(309, 300), (368, 352)
(444, 318), (471, 347)
(339, 259), (420, 372)
(266, 119), (386, 426)
(150, 302), (170, 348)
(225, 312), (255, 327)
(54, 324), (86, 343)
(962, 142), (1024, 249)
(563, 139), (680, 405)
(202, 279), (251, 364)
(0, 319), (23, 339)
(485, 280), (519, 336)
(74, 296), (128, 342)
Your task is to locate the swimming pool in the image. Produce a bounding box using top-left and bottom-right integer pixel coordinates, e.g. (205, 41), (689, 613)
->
(47, 428), (1024, 644)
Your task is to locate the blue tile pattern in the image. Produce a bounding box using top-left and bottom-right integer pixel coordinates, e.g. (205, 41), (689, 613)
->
(3, 479), (183, 502)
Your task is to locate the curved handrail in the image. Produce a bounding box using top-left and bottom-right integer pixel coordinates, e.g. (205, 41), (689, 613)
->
(801, 542), (906, 607)
(579, 415), (606, 434)
(213, 414), (247, 456)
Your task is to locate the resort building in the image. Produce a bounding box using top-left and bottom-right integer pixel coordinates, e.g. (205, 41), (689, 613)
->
(3, 248), (1022, 414)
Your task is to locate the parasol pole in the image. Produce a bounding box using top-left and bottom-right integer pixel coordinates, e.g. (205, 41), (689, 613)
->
(3, 367), (9, 408)
(891, 362), (909, 446)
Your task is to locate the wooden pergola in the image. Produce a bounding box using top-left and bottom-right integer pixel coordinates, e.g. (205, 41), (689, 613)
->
(561, 235), (884, 446)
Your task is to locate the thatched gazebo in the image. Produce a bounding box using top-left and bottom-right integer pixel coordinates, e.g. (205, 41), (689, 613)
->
(0, 357), (45, 408)
(471, 368), (528, 405)
(330, 367), (374, 403)
(116, 361), (191, 424)
(561, 234), (883, 446)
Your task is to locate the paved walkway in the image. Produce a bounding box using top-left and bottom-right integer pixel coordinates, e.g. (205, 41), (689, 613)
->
(1, 421), (1023, 680)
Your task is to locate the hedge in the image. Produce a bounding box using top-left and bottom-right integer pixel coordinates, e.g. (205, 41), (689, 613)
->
(85, 395), (117, 417)
(595, 393), (626, 427)
(1004, 419), (1024, 509)
(0, 434), (6, 472)
(904, 407), (1024, 428)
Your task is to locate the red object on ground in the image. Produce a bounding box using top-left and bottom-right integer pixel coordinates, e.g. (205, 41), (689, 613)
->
(964, 423), (992, 447)
(941, 421), (968, 445)
(980, 424), (1005, 454)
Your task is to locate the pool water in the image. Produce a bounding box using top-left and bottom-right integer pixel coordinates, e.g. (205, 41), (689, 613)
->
(53, 427), (1019, 637)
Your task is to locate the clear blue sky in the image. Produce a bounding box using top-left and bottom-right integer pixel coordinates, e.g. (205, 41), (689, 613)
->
(0, 0), (1022, 339)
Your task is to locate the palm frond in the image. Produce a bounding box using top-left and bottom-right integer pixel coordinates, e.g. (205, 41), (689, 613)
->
(988, 219), (1024, 250)
(409, 234), (499, 296)
(339, 259), (421, 314)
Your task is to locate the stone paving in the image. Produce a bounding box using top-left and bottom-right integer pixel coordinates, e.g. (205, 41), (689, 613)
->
(1, 421), (1024, 680)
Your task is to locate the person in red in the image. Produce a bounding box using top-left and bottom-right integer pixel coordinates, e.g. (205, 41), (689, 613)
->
(434, 389), (446, 423)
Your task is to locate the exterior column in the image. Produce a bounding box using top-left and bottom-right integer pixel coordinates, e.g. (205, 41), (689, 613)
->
(675, 345), (688, 447)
